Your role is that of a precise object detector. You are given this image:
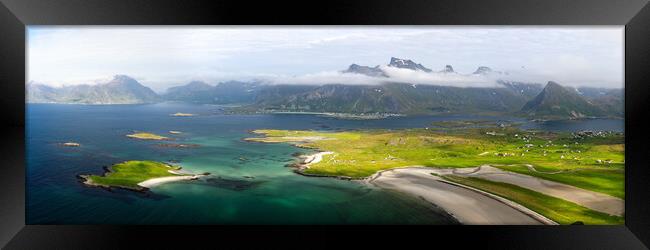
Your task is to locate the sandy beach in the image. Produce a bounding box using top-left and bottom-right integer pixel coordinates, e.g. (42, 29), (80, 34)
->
(296, 152), (334, 170)
(138, 172), (207, 188)
(303, 151), (333, 165)
(451, 165), (624, 216)
(368, 167), (553, 225)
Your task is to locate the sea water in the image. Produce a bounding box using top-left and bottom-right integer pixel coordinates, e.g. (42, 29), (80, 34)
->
(26, 103), (623, 224)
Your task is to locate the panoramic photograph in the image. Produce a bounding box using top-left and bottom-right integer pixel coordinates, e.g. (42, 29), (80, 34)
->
(26, 26), (624, 225)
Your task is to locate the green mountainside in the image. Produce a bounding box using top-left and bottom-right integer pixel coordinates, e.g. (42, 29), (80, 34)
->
(251, 82), (530, 115)
(520, 81), (608, 119)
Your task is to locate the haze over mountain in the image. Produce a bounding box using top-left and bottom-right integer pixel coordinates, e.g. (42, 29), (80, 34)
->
(252, 58), (620, 118)
(27, 75), (160, 104)
(247, 57), (536, 114)
(163, 80), (261, 104)
(27, 57), (623, 119)
(575, 88), (624, 117)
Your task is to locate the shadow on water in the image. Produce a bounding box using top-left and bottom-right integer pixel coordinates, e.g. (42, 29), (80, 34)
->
(77, 185), (173, 204)
(201, 177), (267, 191)
(304, 181), (374, 196)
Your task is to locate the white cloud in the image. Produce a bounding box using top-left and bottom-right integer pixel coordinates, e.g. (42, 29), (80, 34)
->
(28, 26), (624, 91)
(259, 66), (503, 88)
(379, 66), (501, 88)
(262, 71), (382, 85)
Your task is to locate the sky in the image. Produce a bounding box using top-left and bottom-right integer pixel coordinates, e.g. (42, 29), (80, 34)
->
(28, 26), (624, 92)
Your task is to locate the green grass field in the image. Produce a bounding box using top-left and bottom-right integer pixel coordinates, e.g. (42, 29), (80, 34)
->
(495, 164), (624, 199)
(85, 160), (184, 190)
(442, 175), (624, 225)
(247, 126), (624, 197)
(246, 124), (624, 225)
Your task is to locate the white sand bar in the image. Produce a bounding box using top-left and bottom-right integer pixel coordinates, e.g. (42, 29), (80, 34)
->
(452, 165), (624, 216)
(138, 174), (205, 188)
(369, 168), (549, 225)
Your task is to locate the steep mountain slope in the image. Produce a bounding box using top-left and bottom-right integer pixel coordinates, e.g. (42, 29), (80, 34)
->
(521, 81), (606, 118)
(498, 80), (544, 99)
(577, 88), (624, 117)
(26, 83), (59, 103)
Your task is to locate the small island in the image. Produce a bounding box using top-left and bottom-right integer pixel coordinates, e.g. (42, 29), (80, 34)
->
(79, 160), (209, 192)
(126, 132), (169, 140)
(171, 112), (195, 117)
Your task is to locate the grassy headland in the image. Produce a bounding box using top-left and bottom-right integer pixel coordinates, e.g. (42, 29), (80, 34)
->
(245, 124), (624, 197)
(80, 160), (189, 191)
(246, 124), (624, 224)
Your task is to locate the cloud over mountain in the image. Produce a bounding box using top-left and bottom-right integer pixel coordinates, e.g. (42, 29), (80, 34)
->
(260, 57), (504, 88)
(28, 27), (623, 90)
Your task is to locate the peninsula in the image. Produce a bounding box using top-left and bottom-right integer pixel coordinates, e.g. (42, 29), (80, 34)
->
(245, 122), (624, 224)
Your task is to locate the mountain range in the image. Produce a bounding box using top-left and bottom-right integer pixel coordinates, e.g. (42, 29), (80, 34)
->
(26, 57), (623, 119)
(27, 75), (160, 104)
(163, 80), (260, 104)
(250, 82), (532, 114)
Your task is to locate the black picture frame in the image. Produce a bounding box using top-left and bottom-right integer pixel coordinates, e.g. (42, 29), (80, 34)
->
(1, 0), (649, 249)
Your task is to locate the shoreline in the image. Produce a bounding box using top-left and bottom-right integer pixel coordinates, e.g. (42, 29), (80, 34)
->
(366, 167), (556, 225)
(284, 149), (620, 224)
(80, 172), (209, 191)
(451, 165), (624, 216)
(286, 152), (555, 224)
(298, 151), (333, 168)
(286, 151), (333, 172)
(244, 130), (622, 224)
(79, 164), (209, 192)
(137, 174), (207, 188)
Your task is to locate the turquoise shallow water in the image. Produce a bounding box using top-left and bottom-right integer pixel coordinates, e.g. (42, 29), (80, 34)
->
(26, 103), (623, 224)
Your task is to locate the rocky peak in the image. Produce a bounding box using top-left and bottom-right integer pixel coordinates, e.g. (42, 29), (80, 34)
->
(388, 57), (432, 72)
(106, 75), (142, 88)
(343, 63), (387, 77)
(473, 66), (492, 75)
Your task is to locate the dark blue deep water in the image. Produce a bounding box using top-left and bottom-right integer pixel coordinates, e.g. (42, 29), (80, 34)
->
(26, 103), (623, 224)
